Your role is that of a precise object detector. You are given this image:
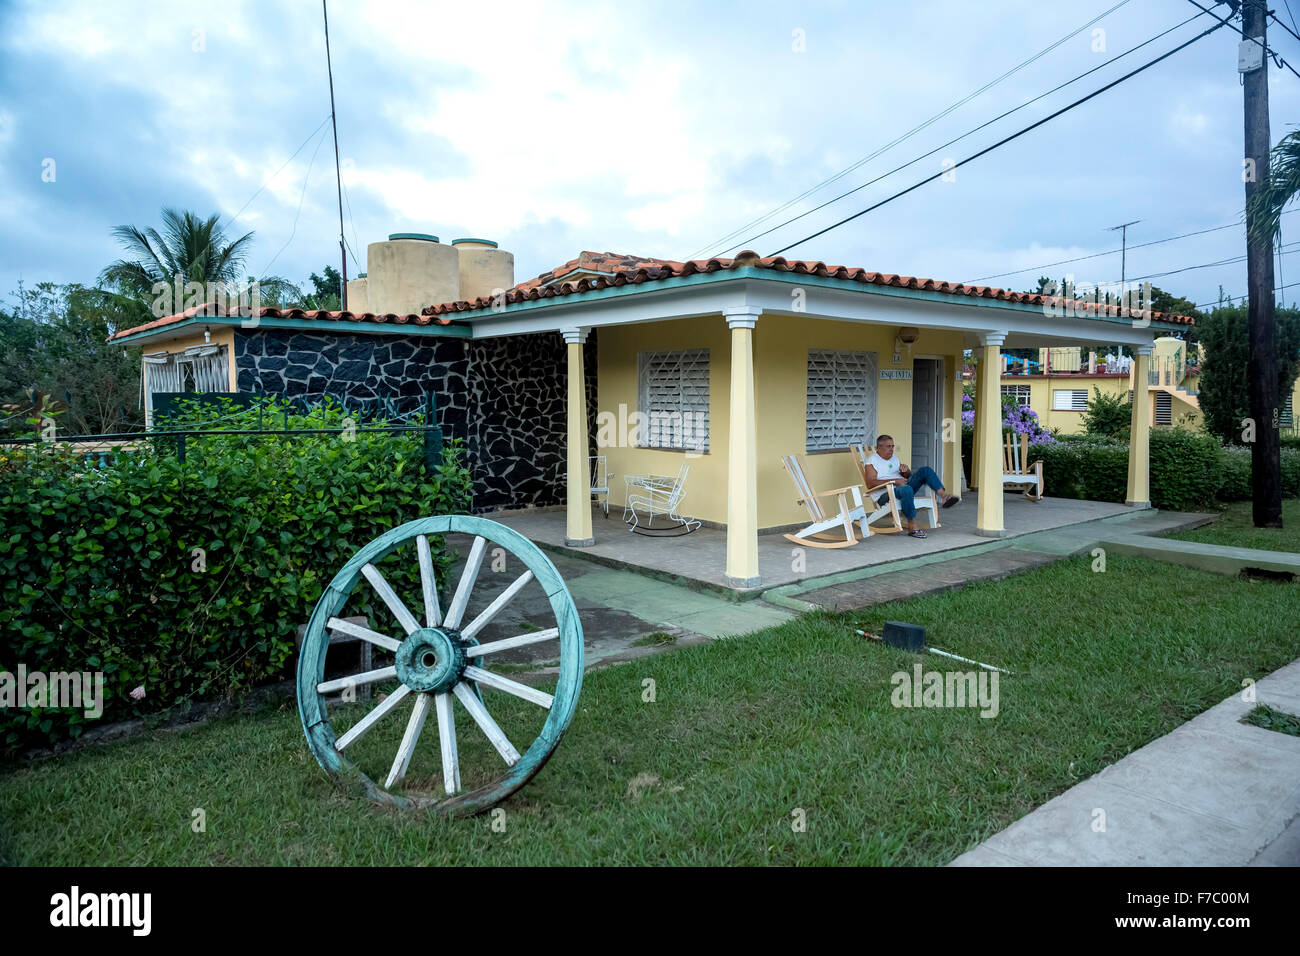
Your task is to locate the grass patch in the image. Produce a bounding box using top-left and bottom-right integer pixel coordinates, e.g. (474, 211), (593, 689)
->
(2, 554), (1297, 866)
(631, 631), (677, 648)
(1241, 704), (1300, 737)
(1164, 499), (1300, 553)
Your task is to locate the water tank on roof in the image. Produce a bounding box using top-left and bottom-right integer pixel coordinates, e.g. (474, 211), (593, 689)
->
(452, 238), (515, 303)
(364, 233), (459, 316)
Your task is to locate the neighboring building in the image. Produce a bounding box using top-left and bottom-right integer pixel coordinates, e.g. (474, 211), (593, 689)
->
(992, 336), (1300, 437)
(111, 234), (596, 513)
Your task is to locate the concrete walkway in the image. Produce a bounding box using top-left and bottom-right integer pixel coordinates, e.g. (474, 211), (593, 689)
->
(950, 659), (1300, 866)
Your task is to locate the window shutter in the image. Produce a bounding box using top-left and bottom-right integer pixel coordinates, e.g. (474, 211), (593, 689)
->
(637, 349), (710, 450)
(1155, 391), (1172, 425)
(806, 349), (877, 451)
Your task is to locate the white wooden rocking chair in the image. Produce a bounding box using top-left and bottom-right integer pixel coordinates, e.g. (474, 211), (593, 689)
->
(780, 453), (900, 549)
(1002, 433), (1045, 501)
(590, 454), (612, 517)
(623, 462), (701, 535)
(849, 444), (939, 529)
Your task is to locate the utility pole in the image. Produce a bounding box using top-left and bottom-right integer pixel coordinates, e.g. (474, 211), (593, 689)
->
(324, 0), (349, 311)
(1240, 0), (1282, 527)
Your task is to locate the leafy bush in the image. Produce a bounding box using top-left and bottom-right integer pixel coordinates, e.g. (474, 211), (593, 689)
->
(0, 398), (472, 754)
(1080, 386), (1131, 440)
(1147, 429), (1223, 511)
(1029, 437), (1128, 503)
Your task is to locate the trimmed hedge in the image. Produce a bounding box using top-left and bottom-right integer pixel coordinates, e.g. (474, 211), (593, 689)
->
(1033, 431), (1300, 510)
(1, 399), (472, 754)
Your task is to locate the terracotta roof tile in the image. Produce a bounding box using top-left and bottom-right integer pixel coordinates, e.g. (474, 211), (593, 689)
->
(422, 250), (1196, 326)
(110, 302), (458, 341)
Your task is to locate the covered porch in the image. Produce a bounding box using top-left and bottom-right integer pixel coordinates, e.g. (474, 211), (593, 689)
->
(493, 492), (1134, 593)
(441, 252), (1187, 591)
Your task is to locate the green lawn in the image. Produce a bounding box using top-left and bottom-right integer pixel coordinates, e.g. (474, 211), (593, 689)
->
(1164, 499), (1300, 554)
(3, 552), (1297, 866)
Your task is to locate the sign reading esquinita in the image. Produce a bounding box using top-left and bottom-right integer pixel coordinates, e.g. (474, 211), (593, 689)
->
(879, 369), (913, 380)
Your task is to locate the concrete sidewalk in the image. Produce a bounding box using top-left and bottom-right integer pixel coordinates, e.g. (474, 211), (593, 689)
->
(950, 659), (1300, 866)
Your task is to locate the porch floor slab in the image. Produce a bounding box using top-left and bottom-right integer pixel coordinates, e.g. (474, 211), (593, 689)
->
(492, 492), (1149, 595)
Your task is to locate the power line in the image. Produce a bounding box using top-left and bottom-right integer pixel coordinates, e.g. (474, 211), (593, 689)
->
(1269, 8), (1300, 44)
(770, 17), (1231, 257)
(219, 115), (334, 234)
(1196, 279), (1300, 308)
(258, 123), (332, 278)
(1114, 240), (1300, 284)
(688, 0), (1135, 259)
(1184, 0), (1300, 78)
(1284, 0), (1300, 36)
(718, 8), (1208, 260)
(965, 208), (1300, 284)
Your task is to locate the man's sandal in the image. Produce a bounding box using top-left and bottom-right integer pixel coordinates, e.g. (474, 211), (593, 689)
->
(908, 529), (928, 539)
(942, 496), (961, 509)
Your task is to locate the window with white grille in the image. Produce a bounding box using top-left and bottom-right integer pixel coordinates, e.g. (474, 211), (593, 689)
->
(1283, 393), (1294, 429)
(1001, 384), (1032, 406)
(806, 349), (879, 451)
(637, 349), (710, 451)
(1052, 388), (1088, 411)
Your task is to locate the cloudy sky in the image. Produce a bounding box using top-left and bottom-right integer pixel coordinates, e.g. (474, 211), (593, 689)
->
(2, 0), (1298, 312)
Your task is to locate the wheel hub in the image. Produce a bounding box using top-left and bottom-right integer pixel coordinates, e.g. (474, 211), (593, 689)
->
(395, 628), (466, 693)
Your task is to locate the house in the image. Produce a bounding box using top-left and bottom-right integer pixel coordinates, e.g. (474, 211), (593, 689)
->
(994, 337), (1299, 435)
(113, 234), (1195, 589)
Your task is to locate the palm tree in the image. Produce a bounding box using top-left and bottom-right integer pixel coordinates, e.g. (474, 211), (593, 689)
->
(1247, 128), (1300, 241)
(98, 208), (297, 307)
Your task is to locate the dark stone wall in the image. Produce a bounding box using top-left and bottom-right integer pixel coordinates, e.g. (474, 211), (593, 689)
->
(234, 328), (596, 513)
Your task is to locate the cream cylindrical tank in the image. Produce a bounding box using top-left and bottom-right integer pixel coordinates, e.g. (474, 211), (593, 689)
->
(345, 274), (369, 314)
(364, 233), (460, 315)
(452, 239), (515, 302)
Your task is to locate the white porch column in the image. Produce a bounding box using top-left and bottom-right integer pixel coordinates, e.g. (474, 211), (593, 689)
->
(975, 331), (1007, 537)
(562, 327), (593, 546)
(1126, 343), (1153, 508)
(724, 307), (761, 588)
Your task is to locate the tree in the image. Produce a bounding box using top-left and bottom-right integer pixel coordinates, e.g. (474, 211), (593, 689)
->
(98, 207), (295, 312)
(291, 265), (343, 310)
(0, 283), (149, 435)
(1246, 127), (1300, 242)
(1196, 301), (1300, 446)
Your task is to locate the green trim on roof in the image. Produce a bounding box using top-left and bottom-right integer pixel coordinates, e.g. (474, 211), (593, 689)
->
(459, 266), (1192, 332)
(451, 238), (498, 247)
(112, 314), (471, 347)
(388, 232), (439, 242)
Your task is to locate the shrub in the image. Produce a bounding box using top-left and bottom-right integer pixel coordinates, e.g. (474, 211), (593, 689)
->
(1080, 386), (1131, 440)
(1147, 429), (1222, 511)
(0, 398), (472, 754)
(1030, 437), (1128, 503)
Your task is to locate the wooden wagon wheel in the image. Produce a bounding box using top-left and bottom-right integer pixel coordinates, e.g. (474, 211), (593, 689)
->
(297, 515), (584, 815)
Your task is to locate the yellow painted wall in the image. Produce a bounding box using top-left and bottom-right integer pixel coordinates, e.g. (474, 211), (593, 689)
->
(596, 315), (964, 529)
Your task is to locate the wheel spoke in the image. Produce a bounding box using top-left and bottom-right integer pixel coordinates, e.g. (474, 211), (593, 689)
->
(416, 534), (442, 627)
(334, 684), (412, 752)
(434, 692), (460, 795)
(361, 563), (421, 635)
(460, 570), (534, 641)
(327, 617), (401, 652)
(317, 665), (396, 695)
(463, 665), (554, 709)
(442, 536), (486, 630)
(385, 692), (432, 789)
(466, 628), (560, 658)
(452, 681), (520, 765)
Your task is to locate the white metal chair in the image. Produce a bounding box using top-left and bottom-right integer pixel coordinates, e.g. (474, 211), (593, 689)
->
(850, 444), (939, 529)
(780, 453), (899, 549)
(623, 463), (700, 535)
(590, 455), (612, 517)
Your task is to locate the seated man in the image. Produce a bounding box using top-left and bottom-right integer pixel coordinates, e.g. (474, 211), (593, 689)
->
(861, 434), (959, 538)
